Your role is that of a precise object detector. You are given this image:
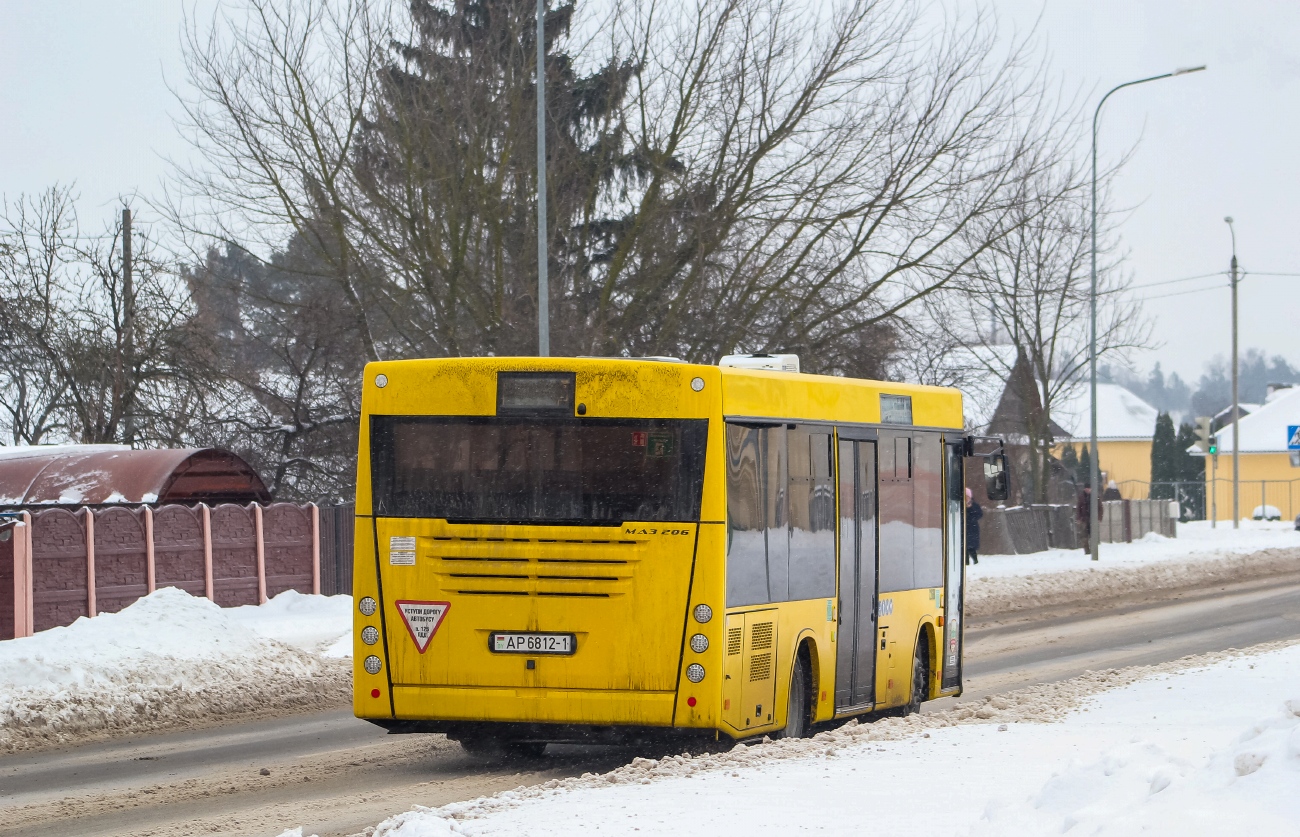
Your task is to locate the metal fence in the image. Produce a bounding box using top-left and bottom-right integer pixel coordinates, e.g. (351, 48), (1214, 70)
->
(317, 503), (355, 596)
(1117, 479), (1300, 522)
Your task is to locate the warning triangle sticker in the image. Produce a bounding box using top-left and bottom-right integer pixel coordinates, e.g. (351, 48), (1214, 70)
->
(395, 600), (450, 653)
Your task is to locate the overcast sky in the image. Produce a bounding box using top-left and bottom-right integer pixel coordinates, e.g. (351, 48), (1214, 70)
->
(1, 1), (1297, 384)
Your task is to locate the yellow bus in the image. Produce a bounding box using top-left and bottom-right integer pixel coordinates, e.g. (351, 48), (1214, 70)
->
(352, 357), (1005, 754)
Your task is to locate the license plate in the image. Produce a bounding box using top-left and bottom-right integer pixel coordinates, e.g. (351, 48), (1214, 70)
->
(489, 632), (576, 655)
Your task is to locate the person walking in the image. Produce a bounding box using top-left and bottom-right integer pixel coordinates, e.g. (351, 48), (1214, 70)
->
(1077, 486), (1104, 552)
(965, 487), (983, 565)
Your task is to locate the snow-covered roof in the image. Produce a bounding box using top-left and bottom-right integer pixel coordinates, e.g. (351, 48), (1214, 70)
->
(1051, 383), (1159, 442)
(0, 444), (129, 461)
(0, 446), (270, 506)
(1211, 385), (1300, 454)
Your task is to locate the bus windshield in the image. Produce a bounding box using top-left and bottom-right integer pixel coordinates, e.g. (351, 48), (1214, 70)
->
(370, 416), (708, 525)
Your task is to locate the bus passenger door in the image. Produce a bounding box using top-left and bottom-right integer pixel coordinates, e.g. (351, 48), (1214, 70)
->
(940, 440), (965, 691)
(834, 439), (878, 711)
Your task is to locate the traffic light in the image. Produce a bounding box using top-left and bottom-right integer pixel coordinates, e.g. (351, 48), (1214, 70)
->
(1194, 416), (1216, 455)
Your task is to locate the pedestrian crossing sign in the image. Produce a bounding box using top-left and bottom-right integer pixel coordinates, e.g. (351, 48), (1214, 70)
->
(1288, 425), (1300, 451)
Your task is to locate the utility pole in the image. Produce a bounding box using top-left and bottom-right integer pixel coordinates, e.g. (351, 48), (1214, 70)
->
(122, 208), (135, 447)
(1226, 216), (1239, 528)
(535, 0), (549, 357)
(1211, 452), (1217, 527)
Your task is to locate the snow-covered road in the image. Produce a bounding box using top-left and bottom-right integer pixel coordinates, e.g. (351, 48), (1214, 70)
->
(1, 524), (1297, 836)
(337, 642), (1300, 837)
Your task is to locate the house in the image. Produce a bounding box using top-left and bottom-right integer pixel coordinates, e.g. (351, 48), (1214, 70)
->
(933, 345), (1162, 499)
(1051, 382), (1160, 492)
(1196, 384), (1300, 521)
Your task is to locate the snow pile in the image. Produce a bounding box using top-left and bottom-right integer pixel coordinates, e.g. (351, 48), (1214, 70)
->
(0, 587), (351, 752)
(972, 518), (1299, 579)
(225, 589), (353, 657)
(289, 641), (1300, 837)
(975, 681), (1300, 834)
(972, 714), (1300, 835)
(966, 520), (1300, 619)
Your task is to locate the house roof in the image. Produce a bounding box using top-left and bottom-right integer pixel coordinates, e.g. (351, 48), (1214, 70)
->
(924, 344), (1019, 432)
(1051, 383), (1160, 442)
(1209, 385), (1300, 454)
(0, 446), (271, 506)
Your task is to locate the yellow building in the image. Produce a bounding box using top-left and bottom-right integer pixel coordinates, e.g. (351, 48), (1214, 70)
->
(1052, 383), (1160, 496)
(1200, 386), (1300, 522)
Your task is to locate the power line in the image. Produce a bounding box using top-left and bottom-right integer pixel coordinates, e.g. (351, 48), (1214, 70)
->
(1134, 282), (1225, 302)
(1134, 270), (1227, 289)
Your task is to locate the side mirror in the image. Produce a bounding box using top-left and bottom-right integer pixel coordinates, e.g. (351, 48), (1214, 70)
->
(984, 453), (1009, 502)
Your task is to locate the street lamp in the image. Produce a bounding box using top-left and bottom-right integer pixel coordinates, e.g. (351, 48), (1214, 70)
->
(1225, 216), (1239, 528)
(1089, 65), (1205, 562)
(536, 0), (550, 356)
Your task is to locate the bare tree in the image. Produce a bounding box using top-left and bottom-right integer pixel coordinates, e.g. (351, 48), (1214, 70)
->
(0, 187), (206, 448)
(927, 158), (1150, 502)
(170, 0), (389, 361)
(171, 0), (1075, 374)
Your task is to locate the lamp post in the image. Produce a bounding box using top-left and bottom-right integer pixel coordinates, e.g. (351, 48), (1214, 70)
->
(1089, 65), (1205, 562)
(1225, 216), (1239, 528)
(536, 0), (550, 356)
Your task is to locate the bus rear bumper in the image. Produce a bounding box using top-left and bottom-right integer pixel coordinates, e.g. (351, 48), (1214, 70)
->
(371, 718), (715, 746)
(387, 684), (680, 727)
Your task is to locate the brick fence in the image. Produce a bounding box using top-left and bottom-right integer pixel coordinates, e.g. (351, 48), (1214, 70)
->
(1, 502), (321, 640)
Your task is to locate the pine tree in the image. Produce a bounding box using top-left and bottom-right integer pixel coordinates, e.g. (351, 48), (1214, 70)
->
(1150, 412), (1176, 499)
(354, 0), (640, 356)
(1174, 421), (1206, 519)
(1078, 443), (1092, 487)
(1175, 422), (1206, 483)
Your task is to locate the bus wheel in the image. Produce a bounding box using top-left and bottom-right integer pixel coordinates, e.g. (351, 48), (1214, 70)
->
(458, 737), (548, 760)
(777, 655), (811, 739)
(901, 641), (929, 717)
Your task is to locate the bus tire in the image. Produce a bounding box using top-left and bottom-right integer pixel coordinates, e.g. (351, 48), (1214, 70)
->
(901, 639), (929, 717)
(778, 653), (811, 739)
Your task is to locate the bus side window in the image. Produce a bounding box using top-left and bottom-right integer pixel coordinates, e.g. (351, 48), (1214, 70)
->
(726, 424), (770, 608)
(789, 429), (835, 600)
(878, 431), (914, 592)
(764, 426), (790, 603)
(912, 432), (944, 589)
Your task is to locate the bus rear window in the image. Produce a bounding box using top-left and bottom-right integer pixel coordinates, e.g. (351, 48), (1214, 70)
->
(370, 417), (708, 524)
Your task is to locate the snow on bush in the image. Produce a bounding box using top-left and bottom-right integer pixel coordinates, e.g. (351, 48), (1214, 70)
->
(0, 587), (351, 752)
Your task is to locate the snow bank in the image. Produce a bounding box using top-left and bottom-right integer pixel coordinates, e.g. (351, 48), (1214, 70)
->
(966, 521), (1300, 619)
(971, 518), (1299, 579)
(225, 589), (353, 657)
(0, 587), (351, 752)
(303, 641), (1300, 837)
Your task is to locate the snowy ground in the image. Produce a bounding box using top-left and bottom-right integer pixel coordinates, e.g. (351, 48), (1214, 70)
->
(970, 518), (1300, 579)
(290, 640), (1300, 837)
(0, 587), (351, 752)
(0, 522), (1295, 752)
(965, 520), (1300, 620)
